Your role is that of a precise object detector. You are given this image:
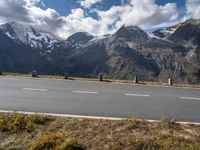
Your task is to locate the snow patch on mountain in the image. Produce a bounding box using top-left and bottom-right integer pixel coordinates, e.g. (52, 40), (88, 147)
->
(0, 22), (60, 49)
(148, 32), (171, 42)
(90, 34), (110, 42)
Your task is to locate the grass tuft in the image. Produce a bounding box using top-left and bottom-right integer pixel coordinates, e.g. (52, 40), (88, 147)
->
(30, 132), (85, 150)
(0, 113), (199, 149)
(0, 113), (52, 133)
(156, 118), (181, 130)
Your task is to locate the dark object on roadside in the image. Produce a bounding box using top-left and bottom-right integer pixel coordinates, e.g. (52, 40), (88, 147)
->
(134, 76), (138, 84)
(168, 78), (173, 86)
(64, 72), (69, 79)
(0, 71), (3, 75)
(32, 70), (38, 77)
(99, 73), (103, 81)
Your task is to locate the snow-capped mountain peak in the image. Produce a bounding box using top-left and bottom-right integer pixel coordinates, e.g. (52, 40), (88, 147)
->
(152, 26), (178, 39)
(67, 32), (94, 44)
(0, 22), (60, 49)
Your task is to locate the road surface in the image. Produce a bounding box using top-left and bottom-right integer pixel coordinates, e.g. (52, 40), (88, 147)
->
(0, 76), (200, 122)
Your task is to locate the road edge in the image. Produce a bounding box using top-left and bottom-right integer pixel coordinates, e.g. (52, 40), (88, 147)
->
(0, 110), (200, 125)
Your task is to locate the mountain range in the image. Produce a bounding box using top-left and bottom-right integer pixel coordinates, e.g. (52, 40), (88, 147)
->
(0, 19), (200, 83)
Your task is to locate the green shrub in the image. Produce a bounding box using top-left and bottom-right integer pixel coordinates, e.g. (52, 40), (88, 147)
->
(0, 113), (52, 133)
(30, 132), (85, 150)
(0, 113), (34, 132)
(156, 119), (180, 130)
(131, 136), (200, 150)
(160, 136), (199, 150)
(131, 137), (161, 150)
(124, 119), (141, 130)
(56, 138), (85, 150)
(31, 114), (53, 125)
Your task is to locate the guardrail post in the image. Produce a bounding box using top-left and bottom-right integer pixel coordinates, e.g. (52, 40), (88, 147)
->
(134, 76), (138, 84)
(64, 72), (69, 79)
(99, 73), (103, 82)
(168, 78), (172, 86)
(32, 70), (38, 77)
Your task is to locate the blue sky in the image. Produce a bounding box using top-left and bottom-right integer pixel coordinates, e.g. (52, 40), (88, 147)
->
(0, 0), (199, 37)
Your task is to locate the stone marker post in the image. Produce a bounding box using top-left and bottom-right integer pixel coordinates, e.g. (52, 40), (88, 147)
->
(32, 70), (38, 77)
(64, 72), (69, 79)
(99, 73), (103, 82)
(168, 78), (172, 86)
(134, 76), (138, 84)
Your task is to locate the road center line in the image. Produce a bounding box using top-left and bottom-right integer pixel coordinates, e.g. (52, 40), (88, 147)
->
(125, 93), (151, 97)
(72, 91), (98, 94)
(180, 97), (200, 101)
(23, 88), (48, 92)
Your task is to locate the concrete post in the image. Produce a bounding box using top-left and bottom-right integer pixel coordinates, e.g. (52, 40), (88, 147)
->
(64, 72), (69, 79)
(168, 78), (172, 86)
(134, 76), (138, 84)
(32, 70), (38, 77)
(99, 73), (103, 82)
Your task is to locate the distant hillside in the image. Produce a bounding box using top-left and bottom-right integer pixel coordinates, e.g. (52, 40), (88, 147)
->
(0, 19), (200, 83)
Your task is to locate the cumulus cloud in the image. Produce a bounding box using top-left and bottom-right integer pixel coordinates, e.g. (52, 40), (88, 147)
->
(97, 0), (178, 30)
(186, 0), (200, 19)
(0, 0), (185, 38)
(0, 0), (27, 23)
(63, 0), (179, 36)
(79, 0), (104, 8)
(0, 0), (65, 36)
(25, 0), (41, 6)
(58, 8), (108, 37)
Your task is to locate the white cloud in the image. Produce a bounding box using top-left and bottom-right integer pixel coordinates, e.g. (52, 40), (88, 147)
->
(79, 0), (104, 8)
(0, 0), (64, 30)
(0, 0), (189, 38)
(186, 0), (200, 19)
(97, 0), (178, 30)
(58, 0), (179, 37)
(25, 0), (41, 6)
(59, 8), (108, 37)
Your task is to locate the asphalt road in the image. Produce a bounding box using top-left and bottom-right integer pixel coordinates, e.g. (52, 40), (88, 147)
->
(0, 76), (200, 122)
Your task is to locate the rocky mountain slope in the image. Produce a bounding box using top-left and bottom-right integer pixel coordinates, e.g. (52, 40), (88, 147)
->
(0, 24), (62, 74)
(0, 19), (200, 83)
(0, 22), (60, 50)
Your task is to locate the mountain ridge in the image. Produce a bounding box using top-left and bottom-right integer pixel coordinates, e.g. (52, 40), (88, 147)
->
(0, 19), (200, 83)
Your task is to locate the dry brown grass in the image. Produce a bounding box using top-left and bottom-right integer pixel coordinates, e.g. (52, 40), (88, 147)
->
(0, 113), (199, 150)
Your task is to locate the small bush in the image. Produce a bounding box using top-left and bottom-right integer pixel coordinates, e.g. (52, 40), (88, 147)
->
(56, 138), (85, 150)
(160, 136), (199, 150)
(131, 137), (161, 150)
(131, 136), (200, 150)
(0, 113), (52, 133)
(118, 119), (148, 131)
(31, 114), (53, 125)
(0, 113), (34, 132)
(156, 119), (180, 130)
(30, 132), (85, 150)
(123, 119), (141, 130)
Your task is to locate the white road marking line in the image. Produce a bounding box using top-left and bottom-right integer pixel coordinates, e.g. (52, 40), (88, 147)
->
(0, 109), (199, 125)
(72, 91), (98, 94)
(180, 97), (200, 101)
(23, 88), (48, 92)
(125, 93), (151, 97)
